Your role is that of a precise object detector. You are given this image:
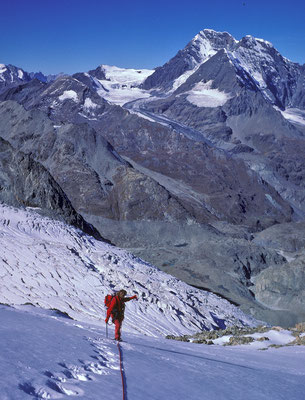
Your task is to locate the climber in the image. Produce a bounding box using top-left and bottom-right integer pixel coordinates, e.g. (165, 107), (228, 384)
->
(105, 289), (137, 341)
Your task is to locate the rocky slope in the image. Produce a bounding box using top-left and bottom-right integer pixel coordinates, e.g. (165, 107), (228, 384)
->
(140, 30), (305, 216)
(0, 29), (304, 325)
(0, 136), (101, 239)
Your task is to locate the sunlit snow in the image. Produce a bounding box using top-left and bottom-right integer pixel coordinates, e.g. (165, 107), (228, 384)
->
(58, 90), (78, 102)
(17, 69), (24, 79)
(0, 204), (257, 338)
(1, 306), (305, 400)
(171, 66), (201, 92)
(0, 64), (7, 73)
(95, 65), (154, 106)
(280, 108), (305, 126)
(83, 97), (98, 109)
(186, 80), (232, 107)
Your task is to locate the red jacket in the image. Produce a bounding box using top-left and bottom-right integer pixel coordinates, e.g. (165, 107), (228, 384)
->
(106, 295), (137, 322)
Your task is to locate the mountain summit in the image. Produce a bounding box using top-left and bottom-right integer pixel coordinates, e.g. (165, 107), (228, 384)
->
(142, 29), (304, 110)
(0, 29), (305, 326)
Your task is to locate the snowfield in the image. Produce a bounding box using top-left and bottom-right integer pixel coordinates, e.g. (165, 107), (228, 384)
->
(1, 205), (305, 399)
(94, 65), (154, 106)
(0, 204), (257, 337)
(1, 305), (305, 400)
(186, 80), (233, 107)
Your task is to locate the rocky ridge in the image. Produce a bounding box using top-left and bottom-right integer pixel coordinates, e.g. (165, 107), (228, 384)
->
(166, 322), (305, 349)
(0, 29), (305, 326)
(0, 136), (101, 240)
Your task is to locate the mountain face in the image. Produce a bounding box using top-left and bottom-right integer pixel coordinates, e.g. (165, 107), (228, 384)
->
(142, 30), (237, 92)
(0, 136), (101, 240)
(137, 30), (305, 218)
(0, 63), (31, 93)
(0, 101), (195, 224)
(142, 29), (305, 109)
(0, 77), (292, 227)
(0, 29), (304, 326)
(29, 71), (65, 83)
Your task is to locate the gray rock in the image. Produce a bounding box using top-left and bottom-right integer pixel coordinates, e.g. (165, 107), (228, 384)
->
(224, 336), (255, 345)
(253, 254), (305, 322)
(0, 101), (195, 224)
(253, 221), (305, 252)
(0, 136), (102, 240)
(1, 30), (304, 327)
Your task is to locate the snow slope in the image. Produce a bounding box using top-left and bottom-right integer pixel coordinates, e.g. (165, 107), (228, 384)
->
(280, 108), (305, 126)
(186, 80), (233, 107)
(94, 65), (154, 106)
(1, 305), (305, 400)
(0, 204), (257, 337)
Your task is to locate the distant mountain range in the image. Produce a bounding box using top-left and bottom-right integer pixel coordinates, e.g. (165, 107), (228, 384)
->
(0, 29), (305, 326)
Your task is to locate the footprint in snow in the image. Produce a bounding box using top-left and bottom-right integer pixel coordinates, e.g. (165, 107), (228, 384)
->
(18, 337), (117, 398)
(19, 380), (82, 399)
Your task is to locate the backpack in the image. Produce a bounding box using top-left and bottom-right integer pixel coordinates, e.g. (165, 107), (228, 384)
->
(104, 294), (124, 321)
(104, 294), (114, 309)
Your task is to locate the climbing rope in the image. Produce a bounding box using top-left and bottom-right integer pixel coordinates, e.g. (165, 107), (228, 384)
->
(117, 342), (127, 400)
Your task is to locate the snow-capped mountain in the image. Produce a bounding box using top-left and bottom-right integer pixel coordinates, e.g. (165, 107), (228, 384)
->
(0, 63), (31, 92)
(142, 29), (305, 110)
(143, 29), (237, 92)
(73, 65), (154, 106)
(137, 29), (305, 220)
(0, 204), (258, 336)
(1, 29), (305, 327)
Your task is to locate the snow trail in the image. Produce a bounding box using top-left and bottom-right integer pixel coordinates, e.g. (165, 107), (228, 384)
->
(1, 306), (304, 400)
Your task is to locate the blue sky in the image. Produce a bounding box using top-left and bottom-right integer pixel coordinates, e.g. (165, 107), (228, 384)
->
(0, 0), (304, 74)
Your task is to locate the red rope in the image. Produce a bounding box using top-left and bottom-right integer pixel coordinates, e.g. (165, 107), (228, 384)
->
(117, 342), (127, 400)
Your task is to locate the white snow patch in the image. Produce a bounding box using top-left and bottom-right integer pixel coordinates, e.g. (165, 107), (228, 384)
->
(213, 329), (296, 349)
(128, 109), (166, 124)
(280, 108), (305, 126)
(97, 85), (151, 106)
(78, 112), (98, 120)
(101, 65), (153, 85)
(171, 66), (201, 92)
(0, 64), (7, 75)
(255, 38), (273, 47)
(59, 90), (78, 102)
(192, 32), (218, 63)
(277, 249), (297, 263)
(84, 97), (98, 109)
(18, 69), (24, 79)
(247, 329), (294, 346)
(93, 65), (154, 106)
(186, 80), (232, 107)
(213, 335), (232, 345)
